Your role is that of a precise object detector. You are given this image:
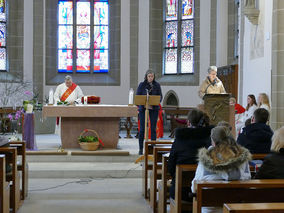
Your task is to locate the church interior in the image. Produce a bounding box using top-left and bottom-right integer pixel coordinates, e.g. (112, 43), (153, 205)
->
(0, 0), (284, 212)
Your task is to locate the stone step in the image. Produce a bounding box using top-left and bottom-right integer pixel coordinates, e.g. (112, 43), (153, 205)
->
(28, 162), (142, 178)
(27, 154), (139, 163)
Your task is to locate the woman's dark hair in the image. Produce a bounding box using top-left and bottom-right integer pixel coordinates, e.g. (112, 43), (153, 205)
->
(246, 94), (257, 111)
(187, 109), (210, 127)
(144, 69), (155, 81)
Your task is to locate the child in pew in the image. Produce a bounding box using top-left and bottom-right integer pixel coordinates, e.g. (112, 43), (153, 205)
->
(168, 108), (213, 201)
(255, 126), (284, 179)
(191, 126), (251, 213)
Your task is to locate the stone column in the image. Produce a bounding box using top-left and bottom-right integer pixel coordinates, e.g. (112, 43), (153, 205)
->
(271, 0), (284, 129)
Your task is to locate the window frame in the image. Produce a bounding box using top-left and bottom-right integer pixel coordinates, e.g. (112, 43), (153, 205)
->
(0, 0), (7, 72)
(57, 0), (109, 74)
(163, 0), (195, 75)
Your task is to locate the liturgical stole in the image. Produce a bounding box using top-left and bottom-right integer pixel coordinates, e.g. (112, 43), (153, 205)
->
(60, 83), (77, 102)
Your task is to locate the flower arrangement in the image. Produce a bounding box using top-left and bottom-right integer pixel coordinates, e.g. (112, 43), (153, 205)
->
(78, 129), (104, 151)
(7, 109), (24, 140)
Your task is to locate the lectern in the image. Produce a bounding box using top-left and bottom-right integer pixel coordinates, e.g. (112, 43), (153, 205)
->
(203, 94), (231, 125)
(134, 95), (160, 140)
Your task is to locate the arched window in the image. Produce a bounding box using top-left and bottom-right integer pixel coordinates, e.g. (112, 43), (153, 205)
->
(58, 0), (109, 73)
(164, 0), (194, 74)
(0, 0), (6, 71)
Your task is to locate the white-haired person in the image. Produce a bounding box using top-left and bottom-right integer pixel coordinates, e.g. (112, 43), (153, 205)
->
(198, 66), (226, 99)
(255, 126), (284, 179)
(54, 75), (84, 105)
(191, 126), (251, 212)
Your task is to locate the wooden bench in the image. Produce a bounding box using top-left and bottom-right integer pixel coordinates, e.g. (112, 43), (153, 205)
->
(223, 203), (284, 213)
(251, 154), (267, 160)
(158, 155), (170, 213)
(9, 141), (28, 199)
(0, 147), (21, 213)
(0, 154), (10, 213)
(193, 179), (284, 213)
(170, 164), (197, 213)
(142, 141), (173, 199)
(150, 146), (171, 212)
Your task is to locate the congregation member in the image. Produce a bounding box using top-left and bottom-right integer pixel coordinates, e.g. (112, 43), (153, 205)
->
(168, 109), (212, 200)
(136, 70), (162, 155)
(198, 66), (226, 99)
(192, 126), (251, 213)
(237, 108), (273, 153)
(255, 126), (284, 179)
(54, 75), (84, 104)
(258, 93), (271, 112)
(236, 94), (257, 135)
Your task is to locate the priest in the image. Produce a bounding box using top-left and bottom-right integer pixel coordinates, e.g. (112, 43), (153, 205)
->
(54, 75), (84, 104)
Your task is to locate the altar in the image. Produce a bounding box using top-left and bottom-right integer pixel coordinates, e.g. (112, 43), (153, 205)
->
(42, 105), (138, 149)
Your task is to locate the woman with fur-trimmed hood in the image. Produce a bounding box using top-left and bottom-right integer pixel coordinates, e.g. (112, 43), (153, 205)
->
(191, 126), (251, 194)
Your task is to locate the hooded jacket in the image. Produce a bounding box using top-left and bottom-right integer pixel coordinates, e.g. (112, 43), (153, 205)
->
(168, 126), (213, 199)
(191, 144), (251, 193)
(237, 123), (273, 154)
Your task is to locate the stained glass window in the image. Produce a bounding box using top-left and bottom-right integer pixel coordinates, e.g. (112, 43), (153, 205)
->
(0, 0), (6, 71)
(164, 0), (194, 74)
(58, 0), (109, 73)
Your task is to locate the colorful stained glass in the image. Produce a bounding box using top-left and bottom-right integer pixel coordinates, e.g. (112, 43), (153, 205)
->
(182, 0), (194, 19)
(58, 26), (73, 49)
(165, 22), (177, 48)
(76, 50), (90, 72)
(164, 49), (177, 74)
(181, 47), (193, 73)
(77, 2), (90, 25)
(94, 26), (108, 49)
(58, 49), (73, 73)
(0, 47), (6, 70)
(0, 23), (6, 47)
(58, 1), (73, 25)
(77, 26), (90, 49)
(181, 20), (194, 46)
(166, 0), (178, 21)
(0, 0), (5, 22)
(94, 49), (108, 72)
(94, 2), (109, 25)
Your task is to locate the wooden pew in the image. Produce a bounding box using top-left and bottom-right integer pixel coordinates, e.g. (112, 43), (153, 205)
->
(251, 154), (267, 160)
(150, 146), (171, 212)
(170, 164), (197, 213)
(9, 141), (28, 199)
(0, 154), (10, 213)
(193, 179), (284, 213)
(223, 202), (284, 213)
(0, 147), (21, 213)
(142, 141), (173, 199)
(158, 155), (170, 213)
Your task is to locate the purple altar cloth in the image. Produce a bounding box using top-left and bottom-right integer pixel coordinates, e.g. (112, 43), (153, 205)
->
(23, 113), (37, 150)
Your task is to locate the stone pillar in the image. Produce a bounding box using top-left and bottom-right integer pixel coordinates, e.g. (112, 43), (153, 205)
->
(271, 0), (284, 129)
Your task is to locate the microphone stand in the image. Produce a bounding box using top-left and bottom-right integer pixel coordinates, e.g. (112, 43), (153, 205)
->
(144, 89), (150, 141)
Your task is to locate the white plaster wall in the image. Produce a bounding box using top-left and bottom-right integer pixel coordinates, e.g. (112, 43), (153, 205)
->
(241, 0), (272, 106)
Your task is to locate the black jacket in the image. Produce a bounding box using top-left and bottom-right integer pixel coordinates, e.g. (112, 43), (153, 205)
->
(255, 149), (284, 179)
(167, 126), (212, 199)
(237, 123), (273, 154)
(136, 80), (162, 111)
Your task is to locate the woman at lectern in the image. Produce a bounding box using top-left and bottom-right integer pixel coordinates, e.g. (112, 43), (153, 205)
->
(136, 70), (162, 155)
(198, 65), (226, 99)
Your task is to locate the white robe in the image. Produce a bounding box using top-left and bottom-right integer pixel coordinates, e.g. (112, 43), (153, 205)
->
(54, 83), (84, 104)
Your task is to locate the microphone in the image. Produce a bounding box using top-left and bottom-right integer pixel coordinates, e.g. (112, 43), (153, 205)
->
(204, 78), (217, 95)
(212, 78), (217, 86)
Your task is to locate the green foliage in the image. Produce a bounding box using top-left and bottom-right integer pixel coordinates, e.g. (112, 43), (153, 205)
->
(78, 135), (99, 143)
(57, 101), (69, 105)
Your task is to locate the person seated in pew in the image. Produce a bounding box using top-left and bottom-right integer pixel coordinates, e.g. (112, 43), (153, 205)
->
(237, 108), (273, 154)
(168, 109), (213, 201)
(191, 126), (251, 213)
(255, 126), (284, 179)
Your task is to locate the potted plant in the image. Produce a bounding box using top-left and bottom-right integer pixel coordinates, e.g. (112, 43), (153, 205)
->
(78, 129), (104, 151)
